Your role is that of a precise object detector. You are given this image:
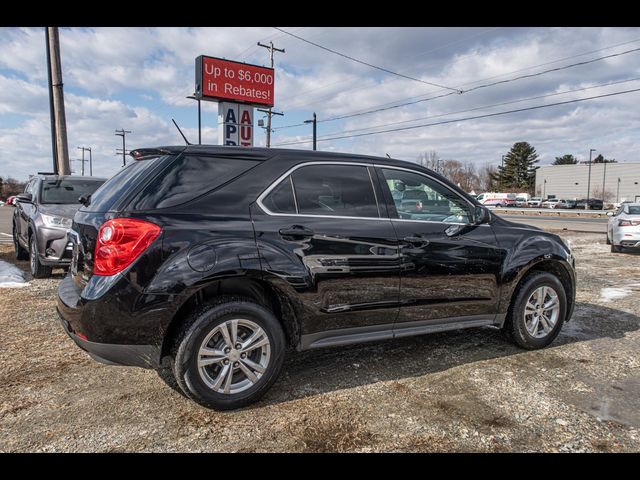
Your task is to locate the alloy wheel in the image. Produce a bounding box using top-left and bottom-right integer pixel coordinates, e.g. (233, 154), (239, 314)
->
(197, 318), (271, 395)
(524, 286), (560, 338)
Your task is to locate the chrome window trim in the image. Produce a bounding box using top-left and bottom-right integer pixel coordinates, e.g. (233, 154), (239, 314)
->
(256, 161), (384, 221)
(256, 160), (490, 227)
(289, 175), (299, 214)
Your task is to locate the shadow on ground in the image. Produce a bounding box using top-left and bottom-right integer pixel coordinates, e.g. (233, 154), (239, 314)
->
(260, 302), (640, 407)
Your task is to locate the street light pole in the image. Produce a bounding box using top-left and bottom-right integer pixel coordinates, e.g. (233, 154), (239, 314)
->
(586, 148), (596, 209)
(304, 113), (317, 151)
(616, 177), (621, 203)
(602, 158), (608, 203)
(186, 94), (201, 144)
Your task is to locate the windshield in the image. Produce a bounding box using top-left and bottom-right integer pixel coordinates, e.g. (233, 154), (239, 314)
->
(40, 179), (105, 204)
(628, 205), (640, 215)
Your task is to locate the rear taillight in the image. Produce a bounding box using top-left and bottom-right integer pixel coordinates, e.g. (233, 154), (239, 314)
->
(619, 220), (640, 227)
(94, 218), (161, 276)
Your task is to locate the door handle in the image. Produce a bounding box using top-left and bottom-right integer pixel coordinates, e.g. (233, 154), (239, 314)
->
(279, 226), (314, 239)
(403, 235), (430, 246)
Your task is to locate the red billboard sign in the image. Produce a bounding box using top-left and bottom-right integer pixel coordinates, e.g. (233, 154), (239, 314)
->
(196, 56), (275, 107)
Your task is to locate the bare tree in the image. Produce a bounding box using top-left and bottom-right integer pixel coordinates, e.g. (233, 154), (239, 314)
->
(417, 150), (440, 172)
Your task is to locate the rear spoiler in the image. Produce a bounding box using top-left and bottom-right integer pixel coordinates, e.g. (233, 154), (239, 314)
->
(129, 148), (175, 161)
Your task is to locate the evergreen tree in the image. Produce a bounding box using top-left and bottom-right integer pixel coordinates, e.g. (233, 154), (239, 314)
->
(497, 142), (539, 191)
(592, 154), (617, 163)
(553, 154), (577, 165)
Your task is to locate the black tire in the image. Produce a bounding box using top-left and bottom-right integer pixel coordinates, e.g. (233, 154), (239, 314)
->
(172, 297), (285, 410)
(29, 236), (52, 279)
(156, 367), (186, 397)
(13, 224), (28, 260)
(606, 232), (611, 245)
(503, 271), (567, 350)
(611, 243), (622, 253)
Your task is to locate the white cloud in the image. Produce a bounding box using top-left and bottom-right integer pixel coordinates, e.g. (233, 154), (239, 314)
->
(2, 27), (640, 182)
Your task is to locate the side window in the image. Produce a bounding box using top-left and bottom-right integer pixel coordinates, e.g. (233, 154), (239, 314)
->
(290, 164), (379, 218)
(380, 168), (472, 224)
(262, 176), (297, 214)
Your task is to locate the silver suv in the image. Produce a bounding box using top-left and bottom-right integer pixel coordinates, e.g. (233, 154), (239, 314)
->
(13, 174), (105, 278)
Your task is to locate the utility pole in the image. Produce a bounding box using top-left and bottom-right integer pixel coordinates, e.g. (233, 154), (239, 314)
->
(586, 148), (596, 209)
(45, 28), (58, 174)
(257, 108), (283, 147)
(47, 27), (70, 175)
(602, 158), (608, 203)
(257, 41), (285, 147)
(304, 112), (317, 151)
(500, 154), (505, 188)
(78, 146), (92, 176)
(115, 129), (131, 167)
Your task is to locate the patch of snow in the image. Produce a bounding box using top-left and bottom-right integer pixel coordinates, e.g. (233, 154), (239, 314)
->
(0, 260), (30, 288)
(599, 287), (631, 302)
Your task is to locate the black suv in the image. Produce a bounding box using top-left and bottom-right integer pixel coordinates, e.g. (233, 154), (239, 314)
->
(13, 174), (105, 278)
(57, 146), (576, 410)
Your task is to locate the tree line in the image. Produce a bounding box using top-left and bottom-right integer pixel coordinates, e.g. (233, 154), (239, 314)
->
(421, 142), (618, 195)
(0, 176), (27, 200)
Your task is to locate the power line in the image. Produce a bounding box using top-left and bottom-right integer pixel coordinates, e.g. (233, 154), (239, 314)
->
(273, 42), (640, 131)
(282, 35), (640, 112)
(309, 77), (640, 139)
(272, 87), (640, 147)
(273, 27), (462, 93)
(278, 27), (503, 106)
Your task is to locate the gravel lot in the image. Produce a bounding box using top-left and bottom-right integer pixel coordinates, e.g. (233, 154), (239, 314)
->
(1, 231), (639, 452)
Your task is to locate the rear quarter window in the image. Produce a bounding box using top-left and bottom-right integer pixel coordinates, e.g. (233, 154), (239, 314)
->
(85, 156), (169, 212)
(132, 154), (261, 211)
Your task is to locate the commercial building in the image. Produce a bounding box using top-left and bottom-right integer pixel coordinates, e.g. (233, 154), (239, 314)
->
(535, 162), (640, 203)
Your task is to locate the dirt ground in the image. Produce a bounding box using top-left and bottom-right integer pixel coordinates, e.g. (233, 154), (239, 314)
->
(1, 232), (639, 452)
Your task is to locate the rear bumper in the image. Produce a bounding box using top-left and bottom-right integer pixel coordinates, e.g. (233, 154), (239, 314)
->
(612, 229), (640, 247)
(57, 310), (159, 368)
(56, 274), (161, 369)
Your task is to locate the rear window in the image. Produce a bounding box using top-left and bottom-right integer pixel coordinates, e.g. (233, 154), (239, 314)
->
(41, 179), (105, 204)
(132, 154), (260, 210)
(84, 156), (168, 212)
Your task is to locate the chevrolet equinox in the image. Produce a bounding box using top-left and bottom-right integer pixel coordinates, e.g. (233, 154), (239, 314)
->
(57, 146), (576, 410)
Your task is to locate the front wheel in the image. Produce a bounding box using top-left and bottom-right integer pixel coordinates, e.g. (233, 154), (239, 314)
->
(29, 236), (52, 279)
(172, 298), (285, 410)
(504, 272), (567, 350)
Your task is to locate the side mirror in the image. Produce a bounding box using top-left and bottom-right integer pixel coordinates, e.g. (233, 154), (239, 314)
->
(473, 205), (490, 225)
(16, 193), (32, 203)
(606, 211), (614, 217)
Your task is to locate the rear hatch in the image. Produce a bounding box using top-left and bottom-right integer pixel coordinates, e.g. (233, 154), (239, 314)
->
(69, 154), (172, 288)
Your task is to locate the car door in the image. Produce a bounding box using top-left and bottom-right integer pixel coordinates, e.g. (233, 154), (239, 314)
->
(374, 166), (506, 334)
(251, 161), (402, 349)
(17, 179), (36, 245)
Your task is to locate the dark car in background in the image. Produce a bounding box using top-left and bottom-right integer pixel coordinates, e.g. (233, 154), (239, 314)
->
(57, 146), (576, 410)
(575, 198), (604, 210)
(13, 174), (106, 278)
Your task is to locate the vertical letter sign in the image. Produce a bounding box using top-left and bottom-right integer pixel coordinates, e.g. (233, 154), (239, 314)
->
(196, 56), (274, 147)
(218, 103), (253, 147)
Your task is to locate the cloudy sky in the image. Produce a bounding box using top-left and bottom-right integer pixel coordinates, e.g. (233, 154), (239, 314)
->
(1, 26), (639, 181)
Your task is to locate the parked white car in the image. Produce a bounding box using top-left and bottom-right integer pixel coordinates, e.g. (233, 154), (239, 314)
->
(607, 203), (640, 252)
(541, 198), (561, 209)
(528, 197), (542, 207)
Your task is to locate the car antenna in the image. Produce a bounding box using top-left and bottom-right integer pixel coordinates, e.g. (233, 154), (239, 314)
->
(172, 118), (192, 145)
(386, 153), (391, 158)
